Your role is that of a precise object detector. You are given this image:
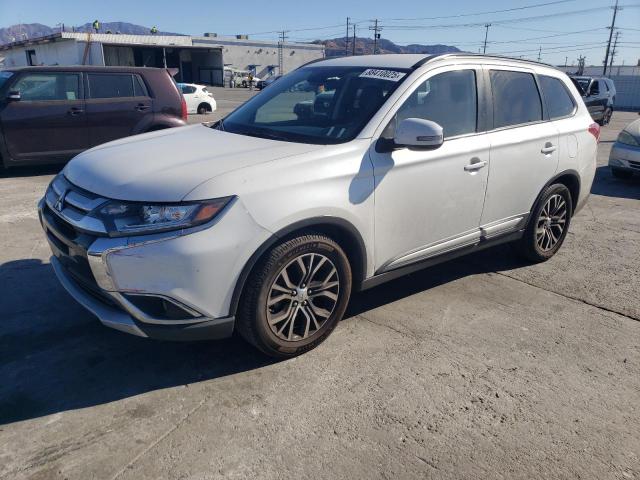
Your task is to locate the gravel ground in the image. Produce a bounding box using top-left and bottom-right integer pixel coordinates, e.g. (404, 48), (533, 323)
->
(0, 92), (638, 480)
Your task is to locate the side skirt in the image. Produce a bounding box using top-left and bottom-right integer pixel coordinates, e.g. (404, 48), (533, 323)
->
(361, 230), (523, 291)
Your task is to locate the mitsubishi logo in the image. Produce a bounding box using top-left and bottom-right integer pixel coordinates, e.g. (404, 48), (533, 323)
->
(54, 189), (67, 212)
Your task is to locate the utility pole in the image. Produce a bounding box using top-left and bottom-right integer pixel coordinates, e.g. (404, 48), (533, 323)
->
(603, 0), (621, 75)
(577, 55), (586, 75)
(482, 23), (491, 54)
(565, 56), (568, 67)
(609, 30), (620, 72)
(345, 17), (350, 56)
(537, 46), (542, 62)
(278, 30), (289, 75)
(369, 19), (382, 54)
(352, 24), (357, 56)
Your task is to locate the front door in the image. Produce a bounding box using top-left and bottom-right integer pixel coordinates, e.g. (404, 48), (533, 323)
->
(84, 72), (152, 146)
(1, 71), (87, 163)
(370, 67), (490, 272)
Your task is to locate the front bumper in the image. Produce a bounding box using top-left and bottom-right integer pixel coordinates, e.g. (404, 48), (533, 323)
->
(609, 142), (640, 173)
(38, 178), (270, 341)
(50, 255), (235, 340)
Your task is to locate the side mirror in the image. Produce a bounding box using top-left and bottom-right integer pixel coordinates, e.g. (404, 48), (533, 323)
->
(7, 91), (20, 101)
(394, 118), (444, 149)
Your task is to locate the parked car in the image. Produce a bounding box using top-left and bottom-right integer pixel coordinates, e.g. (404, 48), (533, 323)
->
(178, 83), (217, 114)
(256, 75), (282, 90)
(0, 66), (187, 169)
(609, 118), (640, 178)
(240, 74), (261, 88)
(40, 54), (598, 358)
(570, 75), (616, 126)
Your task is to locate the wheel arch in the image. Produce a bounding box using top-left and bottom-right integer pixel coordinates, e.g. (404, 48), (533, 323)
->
(197, 102), (212, 112)
(533, 169), (581, 215)
(229, 217), (368, 317)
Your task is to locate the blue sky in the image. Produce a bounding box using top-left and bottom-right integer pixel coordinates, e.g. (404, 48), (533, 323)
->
(1, 0), (638, 66)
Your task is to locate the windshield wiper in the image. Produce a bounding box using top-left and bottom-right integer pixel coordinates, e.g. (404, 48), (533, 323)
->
(243, 130), (291, 142)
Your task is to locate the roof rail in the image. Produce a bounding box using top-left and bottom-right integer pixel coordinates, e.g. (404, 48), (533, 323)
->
(411, 52), (556, 70)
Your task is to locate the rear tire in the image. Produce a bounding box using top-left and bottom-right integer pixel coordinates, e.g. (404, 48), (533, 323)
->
(197, 103), (210, 115)
(598, 107), (612, 126)
(611, 167), (633, 179)
(515, 184), (573, 263)
(236, 234), (352, 358)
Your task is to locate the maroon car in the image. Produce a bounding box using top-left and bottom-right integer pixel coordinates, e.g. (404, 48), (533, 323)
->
(0, 66), (188, 169)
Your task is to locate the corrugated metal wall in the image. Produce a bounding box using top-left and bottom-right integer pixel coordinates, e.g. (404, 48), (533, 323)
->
(609, 76), (640, 110)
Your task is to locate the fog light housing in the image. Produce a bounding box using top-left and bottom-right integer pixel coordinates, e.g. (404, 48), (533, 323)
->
(123, 294), (203, 321)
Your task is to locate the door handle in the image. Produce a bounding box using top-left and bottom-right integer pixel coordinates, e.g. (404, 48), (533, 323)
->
(135, 103), (151, 111)
(68, 107), (84, 116)
(541, 143), (557, 155)
(464, 160), (487, 172)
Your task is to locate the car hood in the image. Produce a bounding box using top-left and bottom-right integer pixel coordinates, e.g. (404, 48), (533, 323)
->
(623, 119), (640, 138)
(63, 124), (323, 201)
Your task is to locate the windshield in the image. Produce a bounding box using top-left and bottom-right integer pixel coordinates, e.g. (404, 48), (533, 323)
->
(219, 66), (410, 144)
(0, 71), (14, 89)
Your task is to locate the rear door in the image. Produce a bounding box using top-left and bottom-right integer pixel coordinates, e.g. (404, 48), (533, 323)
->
(85, 72), (152, 146)
(0, 71), (87, 163)
(481, 67), (559, 227)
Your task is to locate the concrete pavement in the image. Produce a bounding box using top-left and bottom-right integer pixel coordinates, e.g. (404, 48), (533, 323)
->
(0, 98), (638, 479)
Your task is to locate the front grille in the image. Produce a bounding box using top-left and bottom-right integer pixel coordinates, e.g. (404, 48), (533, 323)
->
(44, 175), (109, 236)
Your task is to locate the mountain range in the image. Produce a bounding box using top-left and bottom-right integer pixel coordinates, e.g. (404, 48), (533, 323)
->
(0, 22), (460, 56)
(0, 22), (179, 44)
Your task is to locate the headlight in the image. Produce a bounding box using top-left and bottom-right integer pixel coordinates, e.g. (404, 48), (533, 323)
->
(617, 131), (640, 147)
(94, 197), (234, 236)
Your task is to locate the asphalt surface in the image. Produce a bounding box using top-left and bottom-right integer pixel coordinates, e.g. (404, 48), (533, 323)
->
(0, 88), (639, 479)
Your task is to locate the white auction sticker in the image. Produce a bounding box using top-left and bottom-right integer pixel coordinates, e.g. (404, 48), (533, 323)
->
(359, 69), (406, 82)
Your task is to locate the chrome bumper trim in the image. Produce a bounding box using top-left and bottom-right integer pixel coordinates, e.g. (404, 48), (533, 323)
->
(50, 256), (148, 338)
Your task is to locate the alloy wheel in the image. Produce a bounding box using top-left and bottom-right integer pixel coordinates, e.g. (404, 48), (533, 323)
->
(536, 194), (567, 252)
(266, 253), (339, 341)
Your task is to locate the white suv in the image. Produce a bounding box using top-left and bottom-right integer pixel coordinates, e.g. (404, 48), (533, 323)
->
(39, 54), (598, 357)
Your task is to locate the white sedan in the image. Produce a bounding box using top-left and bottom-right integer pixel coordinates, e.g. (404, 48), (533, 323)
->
(178, 83), (217, 115)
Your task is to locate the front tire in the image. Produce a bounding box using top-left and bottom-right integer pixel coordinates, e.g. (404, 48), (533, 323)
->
(515, 184), (572, 263)
(236, 234), (352, 358)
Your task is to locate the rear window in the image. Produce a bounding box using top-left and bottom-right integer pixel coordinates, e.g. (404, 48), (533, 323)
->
(88, 73), (147, 99)
(539, 75), (576, 120)
(490, 70), (542, 129)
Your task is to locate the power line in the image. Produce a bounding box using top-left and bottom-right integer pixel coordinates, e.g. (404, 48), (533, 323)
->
(379, 0), (580, 21)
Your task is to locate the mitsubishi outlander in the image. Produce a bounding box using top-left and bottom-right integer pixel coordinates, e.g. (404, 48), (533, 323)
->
(39, 54), (598, 358)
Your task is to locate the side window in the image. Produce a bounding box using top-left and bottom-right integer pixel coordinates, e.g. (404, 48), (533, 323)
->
(133, 75), (148, 97)
(88, 73), (135, 99)
(12, 73), (80, 101)
(590, 81), (600, 96)
(490, 70), (542, 128)
(386, 69), (477, 139)
(539, 75), (576, 119)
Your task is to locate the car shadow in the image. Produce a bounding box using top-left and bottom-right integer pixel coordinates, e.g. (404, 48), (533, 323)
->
(590, 165), (640, 200)
(0, 243), (525, 426)
(0, 164), (63, 179)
